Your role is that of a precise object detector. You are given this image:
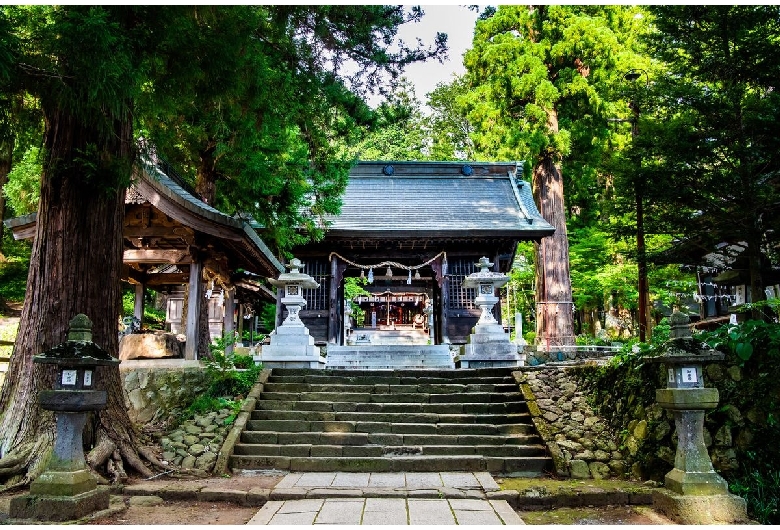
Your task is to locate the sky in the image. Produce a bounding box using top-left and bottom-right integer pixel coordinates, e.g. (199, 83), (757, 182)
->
(366, 4), (481, 108)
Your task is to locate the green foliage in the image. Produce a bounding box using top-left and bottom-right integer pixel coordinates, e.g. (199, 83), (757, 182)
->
(344, 276), (370, 327)
(120, 287), (166, 330)
(700, 320), (780, 364)
(259, 302), (276, 333)
(729, 458), (780, 525)
(3, 146), (41, 215)
(203, 338), (262, 400)
(0, 233), (30, 304)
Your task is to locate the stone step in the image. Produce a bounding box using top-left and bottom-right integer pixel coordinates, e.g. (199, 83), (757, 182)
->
(244, 420), (533, 436)
(240, 431), (542, 446)
(258, 391), (524, 404)
(270, 367), (515, 379)
(268, 374), (515, 385)
(324, 346), (455, 370)
(250, 409), (531, 425)
(228, 454), (553, 474)
(232, 443), (547, 458)
(262, 382), (519, 394)
(254, 400), (528, 415)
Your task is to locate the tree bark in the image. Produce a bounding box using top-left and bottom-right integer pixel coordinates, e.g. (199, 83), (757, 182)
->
(0, 104), (156, 489)
(533, 109), (575, 347)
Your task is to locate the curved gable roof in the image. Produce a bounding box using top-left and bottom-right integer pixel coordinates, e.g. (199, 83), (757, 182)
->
(322, 161), (555, 240)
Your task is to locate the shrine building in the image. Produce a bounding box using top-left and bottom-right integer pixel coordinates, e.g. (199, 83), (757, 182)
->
(286, 161), (555, 347)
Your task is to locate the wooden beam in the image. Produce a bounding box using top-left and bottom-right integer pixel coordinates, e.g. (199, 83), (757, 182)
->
(123, 249), (192, 264)
(144, 273), (190, 286)
(224, 288), (235, 355)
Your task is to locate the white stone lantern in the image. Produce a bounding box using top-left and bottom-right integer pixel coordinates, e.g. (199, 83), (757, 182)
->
(460, 257), (522, 368)
(269, 258), (319, 327)
(256, 258), (325, 369)
(463, 257), (510, 329)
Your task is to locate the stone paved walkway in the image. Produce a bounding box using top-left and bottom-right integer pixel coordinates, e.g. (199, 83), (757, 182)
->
(246, 472), (524, 525)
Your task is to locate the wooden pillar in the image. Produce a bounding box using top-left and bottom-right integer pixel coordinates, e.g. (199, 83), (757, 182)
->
(440, 275), (450, 344)
(494, 252), (502, 325)
(328, 256), (339, 344)
(185, 258), (203, 360)
(275, 285), (283, 329)
(224, 287), (235, 355)
(133, 283), (145, 327)
(237, 302), (244, 344)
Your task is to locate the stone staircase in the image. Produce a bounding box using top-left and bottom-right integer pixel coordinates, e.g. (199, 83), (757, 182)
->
(229, 368), (552, 476)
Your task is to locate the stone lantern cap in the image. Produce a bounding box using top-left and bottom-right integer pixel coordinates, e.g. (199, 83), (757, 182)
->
(33, 314), (118, 367)
(649, 311), (724, 364)
(268, 257), (320, 289)
(462, 257), (510, 288)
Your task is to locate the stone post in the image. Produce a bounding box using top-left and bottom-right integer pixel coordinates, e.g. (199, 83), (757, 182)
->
(10, 314), (119, 522)
(650, 311), (747, 524)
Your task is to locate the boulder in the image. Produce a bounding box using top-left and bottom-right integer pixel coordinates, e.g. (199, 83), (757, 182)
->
(119, 332), (183, 360)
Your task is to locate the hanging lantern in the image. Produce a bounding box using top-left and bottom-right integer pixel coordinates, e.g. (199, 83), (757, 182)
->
(360, 269), (365, 280)
(386, 266), (393, 277)
(407, 269), (412, 284)
(367, 268), (374, 284)
(414, 270), (421, 280)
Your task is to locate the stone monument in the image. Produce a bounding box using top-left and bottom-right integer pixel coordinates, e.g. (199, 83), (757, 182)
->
(650, 310), (748, 524)
(10, 314), (118, 522)
(255, 258), (326, 368)
(459, 257), (523, 368)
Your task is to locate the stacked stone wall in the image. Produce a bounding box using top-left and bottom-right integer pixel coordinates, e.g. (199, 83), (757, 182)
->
(120, 363), (209, 425)
(514, 364), (626, 479)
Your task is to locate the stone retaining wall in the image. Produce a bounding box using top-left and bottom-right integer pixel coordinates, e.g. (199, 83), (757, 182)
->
(120, 360), (209, 425)
(514, 364), (626, 480)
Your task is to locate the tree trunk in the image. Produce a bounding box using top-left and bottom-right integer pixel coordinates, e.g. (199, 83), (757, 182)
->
(0, 105), (157, 489)
(533, 111), (575, 347)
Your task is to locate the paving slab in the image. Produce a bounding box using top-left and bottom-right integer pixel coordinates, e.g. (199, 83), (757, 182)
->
(407, 499), (457, 525)
(315, 499), (365, 525)
(294, 472), (336, 487)
(367, 472), (406, 488)
(405, 472), (443, 489)
(362, 498), (408, 526)
(332, 472), (370, 487)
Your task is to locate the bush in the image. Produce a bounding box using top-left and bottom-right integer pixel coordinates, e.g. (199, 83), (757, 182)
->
(203, 348), (262, 399)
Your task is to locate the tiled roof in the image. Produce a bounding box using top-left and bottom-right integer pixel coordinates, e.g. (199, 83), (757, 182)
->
(322, 161), (555, 239)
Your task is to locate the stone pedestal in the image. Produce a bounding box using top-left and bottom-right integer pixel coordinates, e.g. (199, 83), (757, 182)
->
(652, 490), (748, 525)
(10, 487), (111, 522)
(460, 322), (521, 368)
(255, 325), (325, 369)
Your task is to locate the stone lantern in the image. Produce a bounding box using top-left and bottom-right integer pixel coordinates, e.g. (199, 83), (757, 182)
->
(11, 314), (119, 522)
(649, 310), (747, 524)
(459, 257), (522, 368)
(255, 258), (326, 368)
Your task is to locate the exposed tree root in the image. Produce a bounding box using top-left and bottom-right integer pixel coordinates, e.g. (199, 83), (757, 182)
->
(86, 433), (116, 469)
(137, 445), (172, 471)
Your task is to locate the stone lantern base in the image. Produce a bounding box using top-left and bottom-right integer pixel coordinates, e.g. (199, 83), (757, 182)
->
(652, 489), (748, 525)
(10, 486), (111, 522)
(460, 322), (523, 368)
(254, 325), (325, 369)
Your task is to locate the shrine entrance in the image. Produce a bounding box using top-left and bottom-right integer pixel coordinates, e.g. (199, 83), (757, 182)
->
(349, 288), (430, 346)
(282, 161), (555, 349)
